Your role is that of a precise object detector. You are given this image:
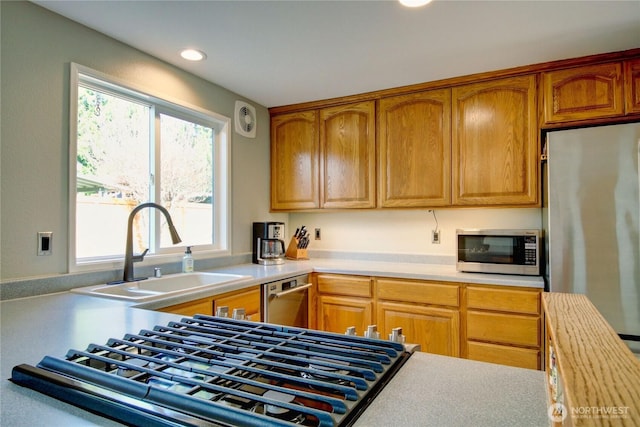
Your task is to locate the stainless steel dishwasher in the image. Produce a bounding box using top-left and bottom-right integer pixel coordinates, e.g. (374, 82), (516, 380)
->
(262, 274), (311, 327)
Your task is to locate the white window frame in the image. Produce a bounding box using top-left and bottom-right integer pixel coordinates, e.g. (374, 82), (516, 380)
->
(69, 63), (231, 273)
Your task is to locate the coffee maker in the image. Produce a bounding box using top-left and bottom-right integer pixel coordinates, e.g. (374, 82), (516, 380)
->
(252, 222), (286, 265)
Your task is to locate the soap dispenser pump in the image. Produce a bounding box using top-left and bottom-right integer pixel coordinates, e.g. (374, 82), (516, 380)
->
(182, 246), (194, 273)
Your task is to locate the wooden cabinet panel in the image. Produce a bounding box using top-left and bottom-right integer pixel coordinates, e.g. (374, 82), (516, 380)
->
(466, 286), (540, 315)
(376, 278), (459, 307)
(543, 62), (624, 123)
(317, 274), (372, 297)
(159, 286), (261, 321)
(320, 101), (376, 208)
(378, 89), (451, 207)
(270, 111), (319, 210)
(377, 301), (459, 357)
(452, 75), (538, 206)
(625, 59), (640, 114)
(467, 311), (540, 347)
(159, 297), (213, 317)
(467, 341), (540, 370)
(213, 286), (261, 322)
(318, 295), (373, 335)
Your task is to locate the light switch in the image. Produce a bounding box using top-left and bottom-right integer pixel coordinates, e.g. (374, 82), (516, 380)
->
(37, 231), (53, 256)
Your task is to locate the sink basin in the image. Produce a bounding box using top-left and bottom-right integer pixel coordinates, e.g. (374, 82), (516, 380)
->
(72, 272), (252, 301)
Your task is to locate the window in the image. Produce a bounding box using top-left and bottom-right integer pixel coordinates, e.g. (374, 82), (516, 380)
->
(69, 64), (230, 270)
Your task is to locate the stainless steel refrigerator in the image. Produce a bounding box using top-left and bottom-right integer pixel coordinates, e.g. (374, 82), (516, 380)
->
(542, 122), (640, 346)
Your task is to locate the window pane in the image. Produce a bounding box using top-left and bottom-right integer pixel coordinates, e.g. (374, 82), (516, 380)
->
(76, 86), (151, 258)
(159, 114), (214, 248)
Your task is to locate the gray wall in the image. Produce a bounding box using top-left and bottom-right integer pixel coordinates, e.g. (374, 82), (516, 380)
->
(1, 1), (285, 280)
(0, 1), (543, 287)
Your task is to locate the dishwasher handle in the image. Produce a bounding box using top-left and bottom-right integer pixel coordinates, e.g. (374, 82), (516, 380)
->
(271, 283), (312, 298)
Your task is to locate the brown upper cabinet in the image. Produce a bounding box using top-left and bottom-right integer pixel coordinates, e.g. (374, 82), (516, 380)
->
(271, 102), (375, 210)
(452, 75), (539, 206)
(625, 58), (640, 115)
(270, 49), (640, 211)
(542, 62), (624, 123)
(320, 101), (376, 208)
(378, 89), (451, 207)
(270, 110), (320, 210)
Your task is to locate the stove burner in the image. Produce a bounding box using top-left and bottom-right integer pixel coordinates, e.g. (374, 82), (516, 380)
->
(116, 357), (147, 377)
(11, 316), (411, 427)
(250, 390), (306, 424)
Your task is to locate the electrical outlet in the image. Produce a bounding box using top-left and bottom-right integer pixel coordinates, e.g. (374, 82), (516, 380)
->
(431, 230), (440, 244)
(37, 231), (53, 256)
(315, 228), (321, 240)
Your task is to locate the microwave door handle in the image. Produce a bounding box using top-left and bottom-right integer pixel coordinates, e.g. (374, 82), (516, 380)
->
(272, 283), (312, 298)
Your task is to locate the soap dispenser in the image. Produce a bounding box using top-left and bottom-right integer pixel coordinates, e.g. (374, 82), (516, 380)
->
(182, 246), (194, 273)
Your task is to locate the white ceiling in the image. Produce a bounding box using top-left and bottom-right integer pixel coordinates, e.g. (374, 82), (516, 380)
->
(33, 0), (640, 108)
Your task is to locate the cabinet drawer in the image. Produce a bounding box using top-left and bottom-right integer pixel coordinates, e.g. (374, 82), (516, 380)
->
(160, 298), (213, 316)
(466, 286), (540, 315)
(317, 274), (372, 297)
(467, 311), (540, 347)
(467, 341), (540, 370)
(377, 278), (459, 307)
(214, 286), (261, 319)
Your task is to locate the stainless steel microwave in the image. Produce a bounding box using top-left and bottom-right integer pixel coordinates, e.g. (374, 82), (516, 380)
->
(456, 229), (540, 276)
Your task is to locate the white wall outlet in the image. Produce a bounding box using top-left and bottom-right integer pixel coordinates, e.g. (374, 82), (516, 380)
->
(37, 231), (53, 256)
(431, 230), (441, 244)
(315, 228), (321, 240)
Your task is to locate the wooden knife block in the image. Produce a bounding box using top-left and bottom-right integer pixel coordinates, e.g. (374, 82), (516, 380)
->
(285, 237), (309, 260)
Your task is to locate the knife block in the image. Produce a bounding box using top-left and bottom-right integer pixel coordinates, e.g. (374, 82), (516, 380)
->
(285, 237), (309, 260)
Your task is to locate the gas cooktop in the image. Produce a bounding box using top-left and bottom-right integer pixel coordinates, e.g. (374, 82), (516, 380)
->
(11, 316), (412, 426)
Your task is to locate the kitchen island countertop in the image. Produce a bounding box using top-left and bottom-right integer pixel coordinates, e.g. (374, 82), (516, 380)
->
(1, 287), (549, 426)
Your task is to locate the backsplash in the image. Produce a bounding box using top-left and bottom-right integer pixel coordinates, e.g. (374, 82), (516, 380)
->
(289, 208), (542, 256)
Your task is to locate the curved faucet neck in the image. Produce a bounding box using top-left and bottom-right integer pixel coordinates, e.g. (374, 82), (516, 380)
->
(123, 202), (182, 282)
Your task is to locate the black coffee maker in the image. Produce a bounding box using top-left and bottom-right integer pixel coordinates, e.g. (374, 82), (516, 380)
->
(252, 222), (286, 265)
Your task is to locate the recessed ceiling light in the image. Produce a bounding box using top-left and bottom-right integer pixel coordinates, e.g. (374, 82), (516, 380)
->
(180, 49), (207, 61)
(399, 0), (433, 7)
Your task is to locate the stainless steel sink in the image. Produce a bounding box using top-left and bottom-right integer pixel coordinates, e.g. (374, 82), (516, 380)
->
(71, 272), (252, 302)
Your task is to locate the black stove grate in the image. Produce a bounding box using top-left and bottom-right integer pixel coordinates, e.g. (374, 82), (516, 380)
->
(11, 316), (410, 427)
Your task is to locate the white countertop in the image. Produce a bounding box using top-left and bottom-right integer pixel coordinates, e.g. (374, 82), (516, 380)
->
(355, 352), (548, 427)
(0, 259), (547, 426)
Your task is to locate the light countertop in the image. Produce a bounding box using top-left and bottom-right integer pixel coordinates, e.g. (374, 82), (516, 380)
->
(355, 352), (548, 427)
(1, 259), (547, 426)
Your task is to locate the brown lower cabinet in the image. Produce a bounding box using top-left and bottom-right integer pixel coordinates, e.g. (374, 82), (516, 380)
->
(377, 301), (460, 357)
(159, 285), (261, 322)
(313, 273), (542, 370)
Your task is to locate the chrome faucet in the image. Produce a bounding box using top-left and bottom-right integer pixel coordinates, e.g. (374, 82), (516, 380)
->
(122, 202), (182, 282)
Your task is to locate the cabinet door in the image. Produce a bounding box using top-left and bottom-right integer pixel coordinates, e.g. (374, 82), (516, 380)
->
(625, 59), (640, 114)
(320, 101), (376, 208)
(452, 75), (538, 206)
(214, 286), (261, 322)
(542, 62), (624, 123)
(159, 297), (213, 317)
(378, 89), (451, 207)
(270, 111), (319, 210)
(377, 301), (460, 357)
(317, 295), (373, 335)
